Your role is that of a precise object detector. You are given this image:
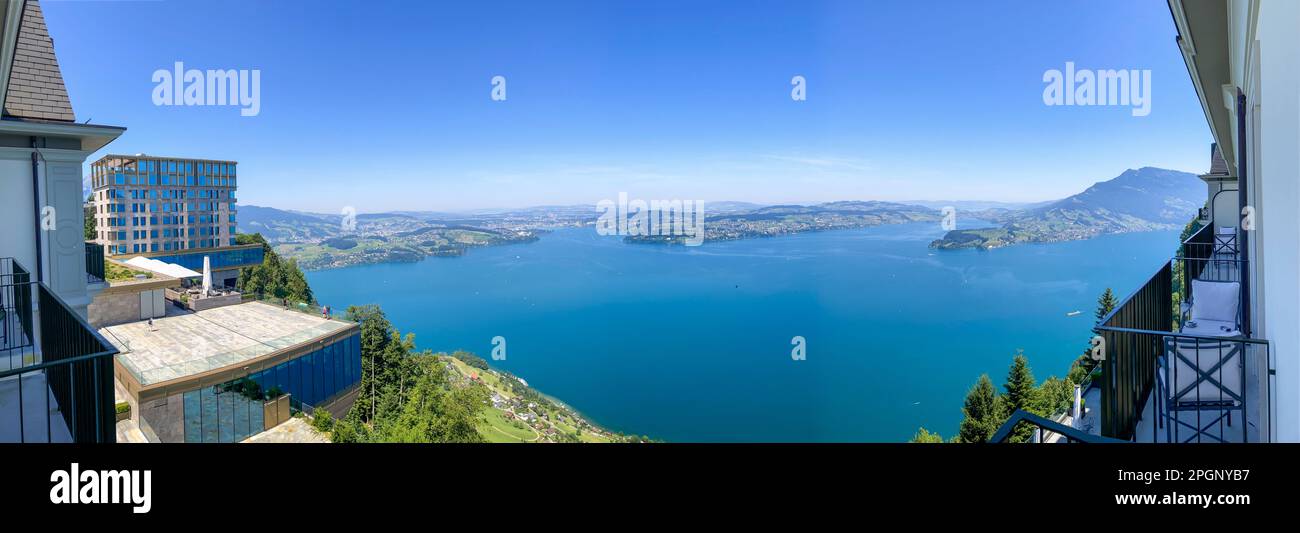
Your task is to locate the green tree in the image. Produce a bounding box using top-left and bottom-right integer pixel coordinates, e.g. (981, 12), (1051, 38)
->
(1172, 216), (1203, 327)
(1036, 376), (1073, 416)
(311, 407), (335, 432)
(909, 427), (945, 443)
(1094, 287), (1118, 324)
(283, 258), (313, 302)
(84, 194), (96, 241)
(958, 374), (1001, 443)
(367, 358), (487, 443)
(234, 232), (313, 303)
(1002, 351), (1041, 442)
(1070, 287), (1119, 386)
(346, 304), (398, 423)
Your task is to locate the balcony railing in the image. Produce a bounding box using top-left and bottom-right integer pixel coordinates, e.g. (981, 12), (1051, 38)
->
(1, 258), (33, 354)
(241, 291), (348, 321)
(85, 242), (105, 283)
(1, 257), (118, 443)
(992, 409), (1125, 443)
(1093, 225), (1271, 442)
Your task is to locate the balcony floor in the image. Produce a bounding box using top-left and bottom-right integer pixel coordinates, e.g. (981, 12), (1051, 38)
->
(0, 371), (73, 443)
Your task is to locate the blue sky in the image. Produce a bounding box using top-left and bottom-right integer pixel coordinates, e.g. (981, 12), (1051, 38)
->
(46, 0), (1210, 213)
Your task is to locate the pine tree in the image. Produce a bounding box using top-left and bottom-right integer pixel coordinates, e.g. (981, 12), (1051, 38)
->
(1095, 287), (1118, 325)
(958, 374), (1000, 443)
(1072, 287), (1119, 385)
(1002, 351), (1041, 442)
(346, 304), (395, 422)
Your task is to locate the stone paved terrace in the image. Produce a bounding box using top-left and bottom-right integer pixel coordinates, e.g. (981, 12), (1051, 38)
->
(242, 417), (329, 443)
(100, 301), (352, 387)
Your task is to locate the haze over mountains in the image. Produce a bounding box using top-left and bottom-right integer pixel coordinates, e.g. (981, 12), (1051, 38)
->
(931, 167), (1205, 249)
(237, 166), (1205, 267)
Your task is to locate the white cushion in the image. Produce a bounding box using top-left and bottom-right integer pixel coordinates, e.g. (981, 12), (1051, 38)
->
(1190, 280), (1239, 324)
(1165, 339), (1242, 402)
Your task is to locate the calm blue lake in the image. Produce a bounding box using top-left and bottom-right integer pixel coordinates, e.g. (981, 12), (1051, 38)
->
(307, 222), (1179, 442)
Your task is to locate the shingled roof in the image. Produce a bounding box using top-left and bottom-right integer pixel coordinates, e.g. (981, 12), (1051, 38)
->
(1208, 143), (1231, 176)
(3, 0), (75, 122)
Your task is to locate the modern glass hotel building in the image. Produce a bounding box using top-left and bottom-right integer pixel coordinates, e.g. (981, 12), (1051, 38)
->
(89, 154), (262, 287)
(181, 333), (362, 443)
(104, 301), (362, 443)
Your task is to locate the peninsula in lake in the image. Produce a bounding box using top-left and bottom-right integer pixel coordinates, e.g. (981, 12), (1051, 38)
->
(929, 167), (1204, 250)
(244, 167), (1204, 270)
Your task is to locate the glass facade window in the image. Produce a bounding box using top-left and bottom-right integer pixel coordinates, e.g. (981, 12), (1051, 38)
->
(151, 246), (265, 271)
(91, 156), (238, 257)
(178, 332), (360, 443)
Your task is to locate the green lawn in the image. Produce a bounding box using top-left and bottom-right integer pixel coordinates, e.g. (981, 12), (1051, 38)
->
(479, 407), (536, 443)
(441, 355), (615, 443)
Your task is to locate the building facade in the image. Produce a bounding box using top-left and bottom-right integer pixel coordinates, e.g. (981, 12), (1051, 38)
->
(106, 301), (362, 443)
(1, 0), (123, 442)
(88, 154), (259, 287)
(90, 154), (239, 255)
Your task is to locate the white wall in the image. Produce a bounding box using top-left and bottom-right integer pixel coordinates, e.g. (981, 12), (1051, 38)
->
(40, 151), (93, 312)
(1209, 182), (1239, 230)
(0, 146), (94, 315)
(1253, 0), (1300, 442)
(0, 155), (35, 272)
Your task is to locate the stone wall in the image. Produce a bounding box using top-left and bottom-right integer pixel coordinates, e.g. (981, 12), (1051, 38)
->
(137, 392), (184, 443)
(189, 292), (242, 311)
(87, 290), (140, 328)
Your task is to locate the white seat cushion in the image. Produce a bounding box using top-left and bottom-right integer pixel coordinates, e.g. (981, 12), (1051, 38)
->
(1165, 339), (1243, 403)
(1190, 280), (1239, 324)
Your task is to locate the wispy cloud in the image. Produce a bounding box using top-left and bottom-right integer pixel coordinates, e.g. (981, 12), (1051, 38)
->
(762, 154), (874, 173)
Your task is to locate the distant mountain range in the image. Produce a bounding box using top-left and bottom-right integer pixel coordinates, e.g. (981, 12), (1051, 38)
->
(238, 166), (1204, 268)
(931, 167), (1205, 250)
(237, 205), (541, 270)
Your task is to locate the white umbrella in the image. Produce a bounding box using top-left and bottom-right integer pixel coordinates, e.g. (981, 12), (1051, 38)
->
(202, 256), (212, 296)
(1072, 385), (1082, 429)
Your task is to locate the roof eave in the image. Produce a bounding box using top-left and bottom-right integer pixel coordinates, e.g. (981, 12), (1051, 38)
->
(1168, 0), (1236, 174)
(0, 116), (125, 152)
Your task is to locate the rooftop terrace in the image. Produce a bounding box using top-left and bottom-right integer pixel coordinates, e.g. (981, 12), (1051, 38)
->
(101, 301), (352, 387)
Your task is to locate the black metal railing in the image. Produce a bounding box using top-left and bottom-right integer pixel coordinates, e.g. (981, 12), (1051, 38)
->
(1179, 224), (1251, 335)
(1095, 251), (1271, 442)
(1180, 223), (1214, 296)
(85, 242), (105, 283)
(1096, 261), (1172, 440)
(1, 257), (118, 443)
(1, 258), (34, 358)
(991, 409), (1124, 443)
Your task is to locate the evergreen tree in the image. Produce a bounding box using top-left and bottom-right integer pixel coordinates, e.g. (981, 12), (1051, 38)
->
(234, 232), (314, 303)
(1002, 351), (1041, 442)
(1036, 376), (1073, 416)
(1172, 216), (1202, 327)
(283, 258), (313, 303)
(346, 304), (396, 422)
(909, 427), (944, 443)
(1003, 351), (1038, 413)
(1094, 287), (1118, 324)
(1071, 287), (1119, 385)
(958, 374), (1000, 443)
(84, 194), (96, 241)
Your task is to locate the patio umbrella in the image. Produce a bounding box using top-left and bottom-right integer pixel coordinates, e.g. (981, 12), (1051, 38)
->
(202, 256), (212, 296)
